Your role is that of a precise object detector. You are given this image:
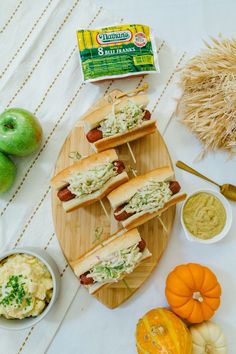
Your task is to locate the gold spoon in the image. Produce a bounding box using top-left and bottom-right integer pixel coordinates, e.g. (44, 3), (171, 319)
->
(176, 160), (236, 201)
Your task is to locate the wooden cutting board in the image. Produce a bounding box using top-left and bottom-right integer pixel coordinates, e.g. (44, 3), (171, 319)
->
(52, 90), (175, 308)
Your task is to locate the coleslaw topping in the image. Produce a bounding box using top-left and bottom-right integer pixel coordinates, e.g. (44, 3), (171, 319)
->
(99, 100), (145, 137)
(67, 162), (117, 197)
(119, 180), (172, 215)
(88, 244), (143, 283)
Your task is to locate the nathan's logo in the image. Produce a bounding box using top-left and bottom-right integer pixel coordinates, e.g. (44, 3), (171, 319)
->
(96, 30), (132, 45)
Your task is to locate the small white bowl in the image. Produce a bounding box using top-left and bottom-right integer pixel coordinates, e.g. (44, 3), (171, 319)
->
(0, 248), (60, 330)
(181, 189), (232, 244)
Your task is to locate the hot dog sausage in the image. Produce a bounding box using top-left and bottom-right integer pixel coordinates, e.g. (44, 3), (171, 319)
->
(57, 187), (75, 202)
(86, 110), (151, 143)
(86, 128), (103, 143)
(57, 160), (125, 203)
(113, 160), (125, 174)
(80, 239), (146, 286)
(143, 110), (151, 120)
(113, 182), (180, 223)
(114, 204), (135, 221)
(80, 272), (94, 285)
(169, 181), (181, 195)
(138, 238), (146, 252)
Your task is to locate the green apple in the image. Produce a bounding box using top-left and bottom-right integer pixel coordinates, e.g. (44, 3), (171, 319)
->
(0, 152), (17, 193)
(0, 108), (43, 157)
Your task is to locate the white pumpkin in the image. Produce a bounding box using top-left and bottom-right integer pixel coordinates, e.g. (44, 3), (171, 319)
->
(190, 321), (227, 354)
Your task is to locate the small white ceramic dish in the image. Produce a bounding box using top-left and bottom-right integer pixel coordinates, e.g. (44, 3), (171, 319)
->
(181, 189), (232, 244)
(0, 248), (60, 330)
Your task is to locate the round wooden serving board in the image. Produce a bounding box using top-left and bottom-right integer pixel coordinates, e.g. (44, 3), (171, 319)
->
(52, 90), (176, 309)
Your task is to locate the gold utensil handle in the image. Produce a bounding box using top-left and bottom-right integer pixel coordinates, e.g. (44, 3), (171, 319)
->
(176, 161), (220, 187)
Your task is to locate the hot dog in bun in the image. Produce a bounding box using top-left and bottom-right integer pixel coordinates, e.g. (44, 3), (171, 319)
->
(107, 166), (187, 230)
(51, 149), (129, 212)
(71, 228), (151, 294)
(82, 93), (156, 152)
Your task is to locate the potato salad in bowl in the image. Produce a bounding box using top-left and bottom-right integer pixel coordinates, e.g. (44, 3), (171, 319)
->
(0, 248), (60, 330)
(0, 254), (53, 319)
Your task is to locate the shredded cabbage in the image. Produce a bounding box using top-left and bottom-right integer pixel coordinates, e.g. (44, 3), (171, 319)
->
(99, 100), (145, 137)
(120, 180), (172, 214)
(88, 244), (143, 283)
(67, 162), (117, 197)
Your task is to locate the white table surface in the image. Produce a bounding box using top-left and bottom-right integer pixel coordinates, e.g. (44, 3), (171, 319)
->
(48, 1), (236, 353)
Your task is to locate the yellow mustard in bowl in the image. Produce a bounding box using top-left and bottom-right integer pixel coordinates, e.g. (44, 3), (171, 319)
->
(183, 192), (226, 240)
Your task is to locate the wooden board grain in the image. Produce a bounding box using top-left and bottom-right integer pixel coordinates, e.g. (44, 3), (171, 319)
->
(52, 90), (176, 309)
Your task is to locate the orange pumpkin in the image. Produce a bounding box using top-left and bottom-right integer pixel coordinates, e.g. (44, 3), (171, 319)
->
(165, 263), (221, 323)
(136, 307), (192, 354)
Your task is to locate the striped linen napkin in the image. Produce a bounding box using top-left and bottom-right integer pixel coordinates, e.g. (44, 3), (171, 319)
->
(0, 0), (186, 352)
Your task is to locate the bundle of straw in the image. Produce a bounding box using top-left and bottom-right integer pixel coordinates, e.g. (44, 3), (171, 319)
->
(177, 37), (236, 158)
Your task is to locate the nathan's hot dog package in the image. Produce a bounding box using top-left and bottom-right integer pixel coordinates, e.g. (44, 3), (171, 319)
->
(76, 24), (160, 82)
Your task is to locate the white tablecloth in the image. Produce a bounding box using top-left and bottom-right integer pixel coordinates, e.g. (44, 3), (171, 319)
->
(0, 1), (236, 353)
(0, 0), (121, 353)
(49, 1), (236, 353)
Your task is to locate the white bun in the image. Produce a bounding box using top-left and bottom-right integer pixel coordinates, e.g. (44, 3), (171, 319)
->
(87, 248), (151, 294)
(82, 94), (149, 130)
(108, 166), (174, 209)
(62, 171), (128, 212)
(92, 120), (156, 152)
(121, 193), (187, 230)
(51, 149), (119, 190)
(71, 228), (142, 276)
(71, 228), (152, 295)
(51, 149), (129, 212)
(107, 166), (187, 230)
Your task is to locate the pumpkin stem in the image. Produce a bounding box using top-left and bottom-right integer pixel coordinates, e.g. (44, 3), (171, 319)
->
(192, 291), (204, 302)
(205, 343), (214, 354)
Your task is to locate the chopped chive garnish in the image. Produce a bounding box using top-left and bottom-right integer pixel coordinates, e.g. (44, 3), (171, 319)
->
(0, 275), (31, 307)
